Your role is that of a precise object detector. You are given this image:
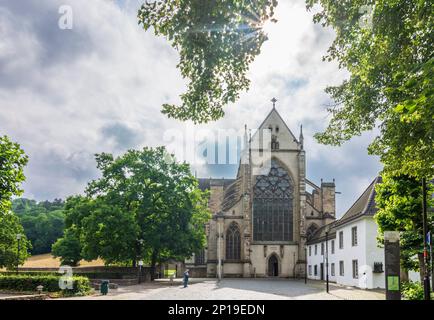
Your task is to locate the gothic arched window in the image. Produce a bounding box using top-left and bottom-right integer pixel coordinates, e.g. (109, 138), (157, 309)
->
(195, 249), (205, 265)
(253, 159), (294, 241)
(226, 223), (241, 260)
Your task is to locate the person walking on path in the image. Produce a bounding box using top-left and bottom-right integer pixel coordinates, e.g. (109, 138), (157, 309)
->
(183, 269), (190, 288)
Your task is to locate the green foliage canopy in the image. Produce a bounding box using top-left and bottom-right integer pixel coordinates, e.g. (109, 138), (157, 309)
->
(138, 0), (278, 123)
(374, 174), (434, 272)
(0, 136), (30, 269)
(12, 198), (65, 255)
(306, 0), (433, 179)
(57, 147), (211, 276)
(52, 226), (83, 266)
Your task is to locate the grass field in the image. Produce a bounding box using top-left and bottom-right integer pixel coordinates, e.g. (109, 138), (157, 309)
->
(1, 253), (105, 270)
(164, 269), (176, 277)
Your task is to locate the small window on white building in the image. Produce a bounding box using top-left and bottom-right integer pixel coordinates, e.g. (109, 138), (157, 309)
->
(339, 261), (344, 276)
(331, 240), (335, 254)
(314, 265), (318, 276)
(321, 243), (324, 255)
(309, 246), (312, 256)
(331, 263), (335, 276)
(352, 226), (358, 246)
(308, 265), (312, 276)
(314, 245), (317, 255)
(352, 260), (359, 279)
(339, 231), (344, 249)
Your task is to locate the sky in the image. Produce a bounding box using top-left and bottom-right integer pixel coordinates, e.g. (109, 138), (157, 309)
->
(0, 0), (382, 217)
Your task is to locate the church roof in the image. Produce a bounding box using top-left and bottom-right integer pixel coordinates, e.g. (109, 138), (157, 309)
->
(307, 222), (338, 244)
(197, 178), (236, 192)
(222, 179), (242, 211)
(197, 177), (241, 212)
(306, 176), (381, 244)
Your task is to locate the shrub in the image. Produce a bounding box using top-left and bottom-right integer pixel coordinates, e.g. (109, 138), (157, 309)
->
(401, 281), (424, 300)
(1, 270), (139, 279)
(0, 274), (91, 295)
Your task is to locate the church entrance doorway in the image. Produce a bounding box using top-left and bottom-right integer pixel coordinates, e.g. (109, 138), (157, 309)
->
(268, 254), (279, 277)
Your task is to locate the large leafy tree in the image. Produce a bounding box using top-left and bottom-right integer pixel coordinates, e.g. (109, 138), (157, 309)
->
(0, 136), (31, 269)
(12, 198), (65, 255)
(305, 0), (433, 179)
(52, 227), (82, 266)
(375, 174), (434, 281)
(58, 147), (210, 279)
(138, 0), (278, 123)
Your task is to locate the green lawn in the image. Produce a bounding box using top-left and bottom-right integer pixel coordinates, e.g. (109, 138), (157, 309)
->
(164, 270), (176, 277)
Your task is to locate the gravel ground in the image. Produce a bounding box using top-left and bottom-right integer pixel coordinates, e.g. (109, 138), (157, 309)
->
(61, 278), (385, 300)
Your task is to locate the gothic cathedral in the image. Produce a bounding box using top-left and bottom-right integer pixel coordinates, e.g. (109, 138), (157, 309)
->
(188, 103), (336, 278)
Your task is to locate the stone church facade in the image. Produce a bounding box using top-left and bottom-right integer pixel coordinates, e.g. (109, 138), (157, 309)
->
(186, 104), (336, 278)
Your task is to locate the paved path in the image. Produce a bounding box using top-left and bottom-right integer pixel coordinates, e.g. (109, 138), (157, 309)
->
(62, 279), (385, 300)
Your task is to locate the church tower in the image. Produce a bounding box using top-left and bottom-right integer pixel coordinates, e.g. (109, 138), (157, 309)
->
(189, 99), (336, 278)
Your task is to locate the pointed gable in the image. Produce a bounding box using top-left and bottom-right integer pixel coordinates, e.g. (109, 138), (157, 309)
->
(251, 107), (300, 150)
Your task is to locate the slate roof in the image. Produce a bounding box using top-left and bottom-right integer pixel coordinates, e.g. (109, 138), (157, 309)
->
(197, 178), (236, 191)
(198, 177), (241, 213)
(307, 222), (338, 244)
(335, 176), (381, 227)
(222, 179), (242, 211)
(307, 176), (381, 244)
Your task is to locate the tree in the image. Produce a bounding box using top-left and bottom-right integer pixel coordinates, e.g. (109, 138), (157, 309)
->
(12, 198), (66, 255)
(59, 147), (211, 279)
(305, 0), (433, 179)
(374, 174), (434, 281)
(52, 227), (82, 266)
(0, 136), (31, 269)
(0, 136), (29, 212)
(138, 0), (278, 123)
(75, 197), (140, 265)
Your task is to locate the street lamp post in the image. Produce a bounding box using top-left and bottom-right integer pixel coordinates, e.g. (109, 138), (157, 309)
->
(16, 234), (22, 275)
(325, 231), (329, 293)
(421, 178), (431, 300)
(304, 246), (307, 284)
(137, 239), (144, 284)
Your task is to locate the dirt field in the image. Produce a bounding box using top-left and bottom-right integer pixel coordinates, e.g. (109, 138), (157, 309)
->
(1, 253), (105, 270)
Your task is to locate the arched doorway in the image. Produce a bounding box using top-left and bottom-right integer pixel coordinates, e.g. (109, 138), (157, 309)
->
(268, 254), (279, 277)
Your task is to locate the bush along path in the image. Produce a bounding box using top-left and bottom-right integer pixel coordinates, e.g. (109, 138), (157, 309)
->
(0, 274), (92, 297)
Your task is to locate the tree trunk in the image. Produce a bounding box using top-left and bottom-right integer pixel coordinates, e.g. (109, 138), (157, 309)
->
(400, 267), (409, 282)
(418, 252), (424, 284)
(150, 249), (158, 281)
(132, 259), (136, 268)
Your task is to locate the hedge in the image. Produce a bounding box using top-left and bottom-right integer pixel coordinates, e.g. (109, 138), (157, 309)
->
(0, 274), (92, 295)
(1, 271), (137, 279)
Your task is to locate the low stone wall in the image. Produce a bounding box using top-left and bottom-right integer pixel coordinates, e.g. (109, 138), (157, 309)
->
(183, 266), (207, 278)
(15, 266), (152, 281)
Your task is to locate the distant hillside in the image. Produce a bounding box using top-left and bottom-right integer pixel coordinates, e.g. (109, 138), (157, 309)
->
(12, 198), (66, 255)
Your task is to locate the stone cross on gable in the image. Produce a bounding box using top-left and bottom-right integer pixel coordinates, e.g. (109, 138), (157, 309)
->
(271, 97), (277, 109)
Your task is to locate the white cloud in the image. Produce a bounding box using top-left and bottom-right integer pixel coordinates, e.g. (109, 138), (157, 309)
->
(0, 0), (382, 216)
